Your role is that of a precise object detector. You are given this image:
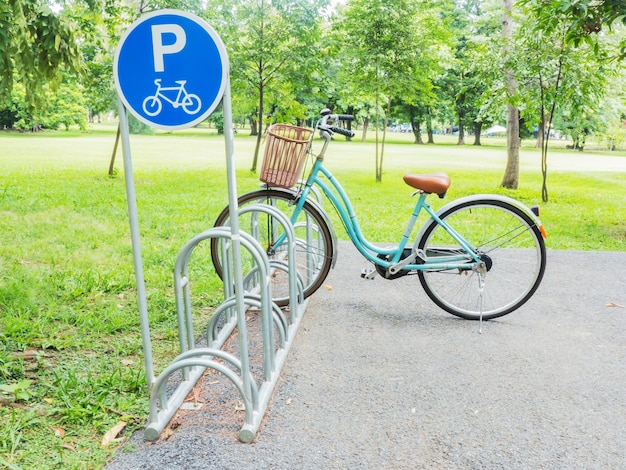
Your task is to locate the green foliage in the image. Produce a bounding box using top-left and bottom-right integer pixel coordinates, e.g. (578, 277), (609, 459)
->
(46, 82), (88, 131)
(127, 113), (155, 135)
(520, 0), (626, 53)
(210, 111), (224, 134)
(2, 84), (33, 131)
(337, 0), (451, 178)
(0, 380), (32, 402)
(1, 80), (87, 130)
(0, 0), (84, 110)
(83, 59), (116, 119)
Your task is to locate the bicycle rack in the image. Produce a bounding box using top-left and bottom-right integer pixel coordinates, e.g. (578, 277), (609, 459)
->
(144, 217), (306, 442)
(115, 36), (310, 441)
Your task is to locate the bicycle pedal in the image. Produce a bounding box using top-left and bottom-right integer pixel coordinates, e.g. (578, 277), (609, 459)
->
(361, 268), (377, 280)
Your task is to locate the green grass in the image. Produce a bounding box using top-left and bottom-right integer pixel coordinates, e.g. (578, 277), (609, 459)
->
(0, 125), (625, 468)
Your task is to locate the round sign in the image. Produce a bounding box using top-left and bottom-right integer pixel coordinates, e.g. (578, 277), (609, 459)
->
(114, 10), (228, 130)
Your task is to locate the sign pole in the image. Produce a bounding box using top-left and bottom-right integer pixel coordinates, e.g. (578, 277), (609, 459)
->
(116, 99), (156, 391)
(221, 79), (253, 403)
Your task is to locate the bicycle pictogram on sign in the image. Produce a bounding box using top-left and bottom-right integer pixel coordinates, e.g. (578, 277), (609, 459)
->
(142, 79), (202, 116)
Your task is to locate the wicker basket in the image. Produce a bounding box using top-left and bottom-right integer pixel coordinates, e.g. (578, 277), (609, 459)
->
(260, 124), (313, 188)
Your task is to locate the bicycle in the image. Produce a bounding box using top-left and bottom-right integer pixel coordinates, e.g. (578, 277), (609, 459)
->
(211, 109), (547, 321)
(142, 79), (202, 117)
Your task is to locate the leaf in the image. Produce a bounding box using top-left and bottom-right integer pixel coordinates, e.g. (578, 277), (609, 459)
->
(101, 421), (127, 447)
(51, 426), (66, 438)
(120, 359), (134, 366)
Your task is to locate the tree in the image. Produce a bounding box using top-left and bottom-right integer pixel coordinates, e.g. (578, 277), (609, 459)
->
(516, 0), (622, 201)
(436, 0), (492, 147)
(0, 0), (83, 112)
(71, 0), (132, 122)
(338, 0), (447, 181)
(205, 0), (329, 172)
(501, 0), (521, 189)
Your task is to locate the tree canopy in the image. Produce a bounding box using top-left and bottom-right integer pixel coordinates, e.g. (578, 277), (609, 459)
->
(0, 0), (83, 110)
(1, 0), (625, 188)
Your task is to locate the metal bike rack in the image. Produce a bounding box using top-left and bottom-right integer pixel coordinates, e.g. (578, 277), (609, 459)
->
(144, 223), (306, 442)
(114, 12), (310, 443)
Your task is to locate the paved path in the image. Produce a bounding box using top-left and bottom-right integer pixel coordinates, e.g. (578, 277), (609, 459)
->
(107, 243), (626, 469)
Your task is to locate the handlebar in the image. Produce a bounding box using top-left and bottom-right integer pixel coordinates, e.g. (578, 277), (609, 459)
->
(317, 108), (355, 138)
(329, 125), (355, 138)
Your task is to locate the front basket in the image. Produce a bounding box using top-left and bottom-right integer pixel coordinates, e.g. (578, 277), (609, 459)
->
(259, 124), (313, 188)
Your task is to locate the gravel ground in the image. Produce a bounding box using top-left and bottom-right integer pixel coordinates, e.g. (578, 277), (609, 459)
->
(106, 243), (626, 470)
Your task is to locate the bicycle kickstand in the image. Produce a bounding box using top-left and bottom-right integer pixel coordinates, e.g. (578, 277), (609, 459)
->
(476, 262), (487, 334)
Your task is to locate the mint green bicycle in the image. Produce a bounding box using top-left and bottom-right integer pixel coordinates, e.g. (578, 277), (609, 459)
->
(212, 110), (547, 321)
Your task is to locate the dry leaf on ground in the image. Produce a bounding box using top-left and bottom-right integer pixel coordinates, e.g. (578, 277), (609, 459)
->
(101, 421), (127, 447)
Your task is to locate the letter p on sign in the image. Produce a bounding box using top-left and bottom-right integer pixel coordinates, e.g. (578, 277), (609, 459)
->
(151, 24), (186, 72)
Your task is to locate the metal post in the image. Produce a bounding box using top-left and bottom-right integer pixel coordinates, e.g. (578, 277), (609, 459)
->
(221, 81), (254, 404)
(116, 98), (156, 397)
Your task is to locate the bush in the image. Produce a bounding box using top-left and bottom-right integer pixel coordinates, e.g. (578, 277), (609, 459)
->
(0, 81), (88, 131)
(127, 114), (155, 135)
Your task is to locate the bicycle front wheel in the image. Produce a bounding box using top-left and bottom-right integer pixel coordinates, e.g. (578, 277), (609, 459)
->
(417, 199), (546, 320)
(211, 189), (334, 307)
(182, 94), (201, 114)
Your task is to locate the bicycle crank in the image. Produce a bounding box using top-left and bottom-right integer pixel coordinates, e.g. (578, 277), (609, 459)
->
(376, 249), (425, 280)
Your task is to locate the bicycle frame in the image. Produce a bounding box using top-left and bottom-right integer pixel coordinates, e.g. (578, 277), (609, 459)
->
(154, 79), (189, 106)
(287, 157), (482, 275)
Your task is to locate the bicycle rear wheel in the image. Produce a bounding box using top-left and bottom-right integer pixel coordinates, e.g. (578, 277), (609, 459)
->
(417, 199), (546, 320)
(211, 189), (334, 307)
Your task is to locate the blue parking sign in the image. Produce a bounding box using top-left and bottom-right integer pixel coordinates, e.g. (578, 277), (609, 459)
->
(114, 10), (228, 130)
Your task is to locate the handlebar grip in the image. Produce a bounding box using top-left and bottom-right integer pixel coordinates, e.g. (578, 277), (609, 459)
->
(336, 114), (354, 121)
(330, 126), (355, 138)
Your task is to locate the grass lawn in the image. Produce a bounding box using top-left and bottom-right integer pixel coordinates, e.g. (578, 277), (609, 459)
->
(1, 124), (625, 468)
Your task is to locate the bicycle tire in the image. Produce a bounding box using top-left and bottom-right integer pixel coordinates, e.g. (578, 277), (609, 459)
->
(142, 96), (161, 116)
(211, 189), (334, 307)
(417, 199), (546, 320)
(183, 94), (201, 114)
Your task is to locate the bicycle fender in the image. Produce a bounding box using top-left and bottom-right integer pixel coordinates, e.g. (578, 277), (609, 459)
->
(413, 194), (545, 247)
(251, 186), (339, 270)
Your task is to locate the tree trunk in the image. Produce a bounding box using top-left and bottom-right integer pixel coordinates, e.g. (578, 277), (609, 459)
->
(408, 105), (423, 144)
(249, 115), (258, 136)
(426, 109), (434, 143)
(473, 122), (483, 146)
(375, 91), (381, 182)
(535, 112), (545, 149)
(361, 117), (369, 142)
(346, 105), (354, 141)
(378, 98), (391, 182)
(411, 120), (424, 144)
(251, 85), (264, 173)
(502, 104), (520, 188)
(457, 121), (465, 145)
(501, 0), (520, 189)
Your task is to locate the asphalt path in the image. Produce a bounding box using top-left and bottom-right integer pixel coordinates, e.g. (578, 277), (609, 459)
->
(107, 243), (626, 469)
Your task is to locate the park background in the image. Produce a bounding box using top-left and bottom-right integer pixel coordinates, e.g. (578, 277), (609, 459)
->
(2, 0), (626, 468)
